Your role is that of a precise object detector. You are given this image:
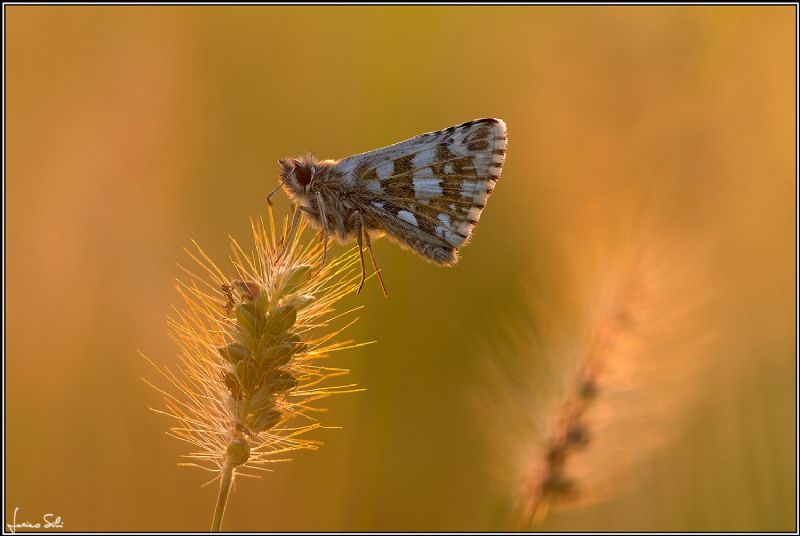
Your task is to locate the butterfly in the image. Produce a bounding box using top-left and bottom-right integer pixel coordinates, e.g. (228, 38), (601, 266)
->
(268, 118), (508, 296)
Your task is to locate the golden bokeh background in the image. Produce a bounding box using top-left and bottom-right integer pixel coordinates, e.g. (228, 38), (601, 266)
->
(6, 5), (795, 532)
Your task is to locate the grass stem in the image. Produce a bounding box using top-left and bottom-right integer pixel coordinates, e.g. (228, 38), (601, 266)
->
(211, 462), (234, 532)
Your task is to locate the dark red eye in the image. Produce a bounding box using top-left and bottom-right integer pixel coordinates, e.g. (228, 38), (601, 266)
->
(295, 165), (312, 186)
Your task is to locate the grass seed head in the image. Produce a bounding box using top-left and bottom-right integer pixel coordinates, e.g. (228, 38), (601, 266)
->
(147, 210), (367, 483)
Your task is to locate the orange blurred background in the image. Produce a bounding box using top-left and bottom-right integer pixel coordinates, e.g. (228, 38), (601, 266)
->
(6, 6), (795, 531)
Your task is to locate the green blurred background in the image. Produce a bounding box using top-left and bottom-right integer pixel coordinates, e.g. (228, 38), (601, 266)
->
(6, 6), (795, 532)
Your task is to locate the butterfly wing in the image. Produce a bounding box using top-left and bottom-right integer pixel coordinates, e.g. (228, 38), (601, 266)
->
(333, 118), (507, 265)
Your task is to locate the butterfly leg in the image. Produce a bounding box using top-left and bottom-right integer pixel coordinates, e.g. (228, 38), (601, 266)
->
(315, 190), (329, 270)
(355, 215), (367, 295)
(277, 204), (318, 263)
(358, 211), (388, 297)
(277, 205), (304, 260)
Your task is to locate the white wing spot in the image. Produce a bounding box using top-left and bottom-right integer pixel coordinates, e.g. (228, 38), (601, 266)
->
(413, 178), (443, 197)
(397, 210), (418, 227)
(376, 160), (394, 180)
(412, 150), (436, 169)
(460, 181), (481, 199)
(366, 181), (383, 194)
(437, 213), (451, 227)
(444, 229), (464, 247)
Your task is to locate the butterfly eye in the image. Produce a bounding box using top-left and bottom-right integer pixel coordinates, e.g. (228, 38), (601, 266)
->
(294, 165), (312, 187)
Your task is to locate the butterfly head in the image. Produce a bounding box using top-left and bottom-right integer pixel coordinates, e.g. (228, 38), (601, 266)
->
(277, 155), (318, 203)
